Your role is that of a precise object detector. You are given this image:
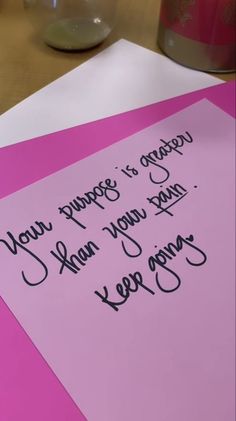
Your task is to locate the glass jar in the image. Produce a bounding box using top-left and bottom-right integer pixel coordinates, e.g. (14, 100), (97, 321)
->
(157, 0), (236, 72)
(23, 0), (116, 50)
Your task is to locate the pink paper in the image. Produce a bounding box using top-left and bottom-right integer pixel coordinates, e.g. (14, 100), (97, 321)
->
(0, 82), (235, 421)
(0, 301), (85, 421)
(0, 82), (235, 200)
(0, 100), (235, 421)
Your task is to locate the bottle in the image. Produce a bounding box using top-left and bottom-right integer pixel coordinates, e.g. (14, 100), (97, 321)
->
(157, 0), (236, 72)
(23, 0), (116, 51)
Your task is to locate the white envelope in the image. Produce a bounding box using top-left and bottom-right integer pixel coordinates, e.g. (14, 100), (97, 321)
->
(0, 39), (221, 148)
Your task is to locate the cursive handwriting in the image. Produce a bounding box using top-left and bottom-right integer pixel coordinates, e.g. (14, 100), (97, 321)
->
(95, 232), (207, 311)
(102, 208), (147, 258)
(94, 271), (155, 311)
(148, 233), (207, 293)
(0, 221), (52, 286)
(50, 239), (100, 274)
(58, 178), (120, 229)
(147, 182), (188, 216)
(140, 131), (193, 184)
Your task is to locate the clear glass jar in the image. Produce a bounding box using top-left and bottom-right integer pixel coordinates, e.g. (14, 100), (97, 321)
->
(23, 0), (117, 50)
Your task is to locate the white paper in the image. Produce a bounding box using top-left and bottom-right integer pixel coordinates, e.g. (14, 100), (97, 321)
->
(0, 39), (221, 148)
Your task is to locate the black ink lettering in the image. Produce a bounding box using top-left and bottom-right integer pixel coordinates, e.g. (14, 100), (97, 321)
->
(50, 240), (100, 275)
(140, 131), (193, 182)
(148, 251), (181, 293)
(0, 221), (52, 286)
(147, 183), (188, 216)
(58, 205), (87, 229)
(121, 165), (139, 178)
(50, 241), (78, 274)
(102, 208), (146, 258)
(177, 132), (193, 143)
(181, 234), (207, 266)
(140, 153), (170, 184)
(70, 196), (87, 212)
(148, 232), (207, 294)
(94, 271), (155, 311)
(94, 286), (126, 311)
(58, 179), (120, 227)
(159, 139), (182, 156)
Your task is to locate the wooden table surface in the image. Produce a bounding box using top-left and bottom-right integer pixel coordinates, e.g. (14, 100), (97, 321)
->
(0, 0), (235, 116)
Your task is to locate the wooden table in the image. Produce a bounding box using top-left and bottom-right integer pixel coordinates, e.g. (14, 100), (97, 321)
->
(0, 0), (235, 116)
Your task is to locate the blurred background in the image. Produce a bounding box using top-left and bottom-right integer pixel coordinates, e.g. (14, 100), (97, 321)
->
(0, 0), (235, 115)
